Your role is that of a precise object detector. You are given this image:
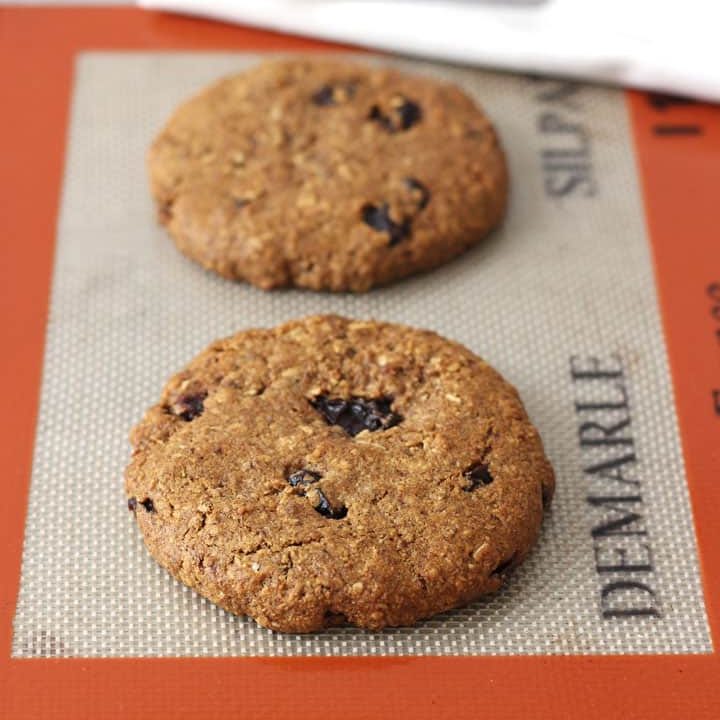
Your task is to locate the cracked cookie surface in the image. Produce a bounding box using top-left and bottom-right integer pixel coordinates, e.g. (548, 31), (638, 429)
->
(125, 315), (554, 632)
(148, 59), (508, 292)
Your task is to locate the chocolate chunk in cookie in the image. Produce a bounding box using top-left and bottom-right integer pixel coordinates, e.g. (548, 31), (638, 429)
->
(369, 97), (423, 132)
(170, 392), (207, 421)
(463, 463), (494, 491)
(311, 395), (403, 436)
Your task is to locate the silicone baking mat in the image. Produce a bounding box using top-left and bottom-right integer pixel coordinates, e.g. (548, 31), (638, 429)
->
(9, 51), (710, 658)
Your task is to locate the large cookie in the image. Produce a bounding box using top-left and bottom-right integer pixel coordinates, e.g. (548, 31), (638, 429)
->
(125, 316), (554, 632)
(148, 59), (508, 292)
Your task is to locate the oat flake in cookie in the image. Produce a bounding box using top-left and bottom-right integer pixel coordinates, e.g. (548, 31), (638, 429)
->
(125, 316), (554, 633)
(148, 59), (508, 291)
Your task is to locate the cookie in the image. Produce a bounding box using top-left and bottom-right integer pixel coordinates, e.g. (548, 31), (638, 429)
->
(125, 316), (554, 632)
(148, 59), (508, 292)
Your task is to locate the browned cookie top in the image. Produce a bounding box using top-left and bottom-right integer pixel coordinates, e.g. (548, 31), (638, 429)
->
(148, 59), (508, 292)
(125, 316), (554, 633)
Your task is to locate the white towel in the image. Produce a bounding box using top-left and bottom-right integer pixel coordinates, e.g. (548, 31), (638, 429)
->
(138, 0), (720, 102)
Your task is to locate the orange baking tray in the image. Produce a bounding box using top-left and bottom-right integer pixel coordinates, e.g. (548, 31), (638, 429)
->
(1, 7), (719, 719)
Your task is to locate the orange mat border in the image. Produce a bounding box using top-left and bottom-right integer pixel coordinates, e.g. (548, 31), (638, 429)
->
(1, 8), (719, 718)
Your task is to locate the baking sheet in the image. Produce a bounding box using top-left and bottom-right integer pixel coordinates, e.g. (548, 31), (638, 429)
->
(11, 52), (711, 656)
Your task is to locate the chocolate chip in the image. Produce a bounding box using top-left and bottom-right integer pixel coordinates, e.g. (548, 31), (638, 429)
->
(314, 489), (347, 520)
(324, 610), (349, 625)
(312, 83), (355, 106)
(287, 470), (345, 518)
(397, 99), (422, 129)
(288, 469), (322, 487)
(312, 85), (336, 106)
(311, 395), (403, 437)
(140, 498), (155, 513)
(463, 463), (493, 491)
(361, 203), (411, 246)
(404, 177), (430, 210)
(362, 179), (428, 246)
(491, 555), (516, 578)
(172, 392), (207, 421)
(127, 497), (137, 512)
(233, 197), (250, 209)
(369, 97), (422, 132)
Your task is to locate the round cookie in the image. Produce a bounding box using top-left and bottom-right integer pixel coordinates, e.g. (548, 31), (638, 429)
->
(148, 59), (508, 292)
(125, 315), (554, 632)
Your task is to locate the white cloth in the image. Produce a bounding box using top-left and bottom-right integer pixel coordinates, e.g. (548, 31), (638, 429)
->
(138, 0), (720, 102)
